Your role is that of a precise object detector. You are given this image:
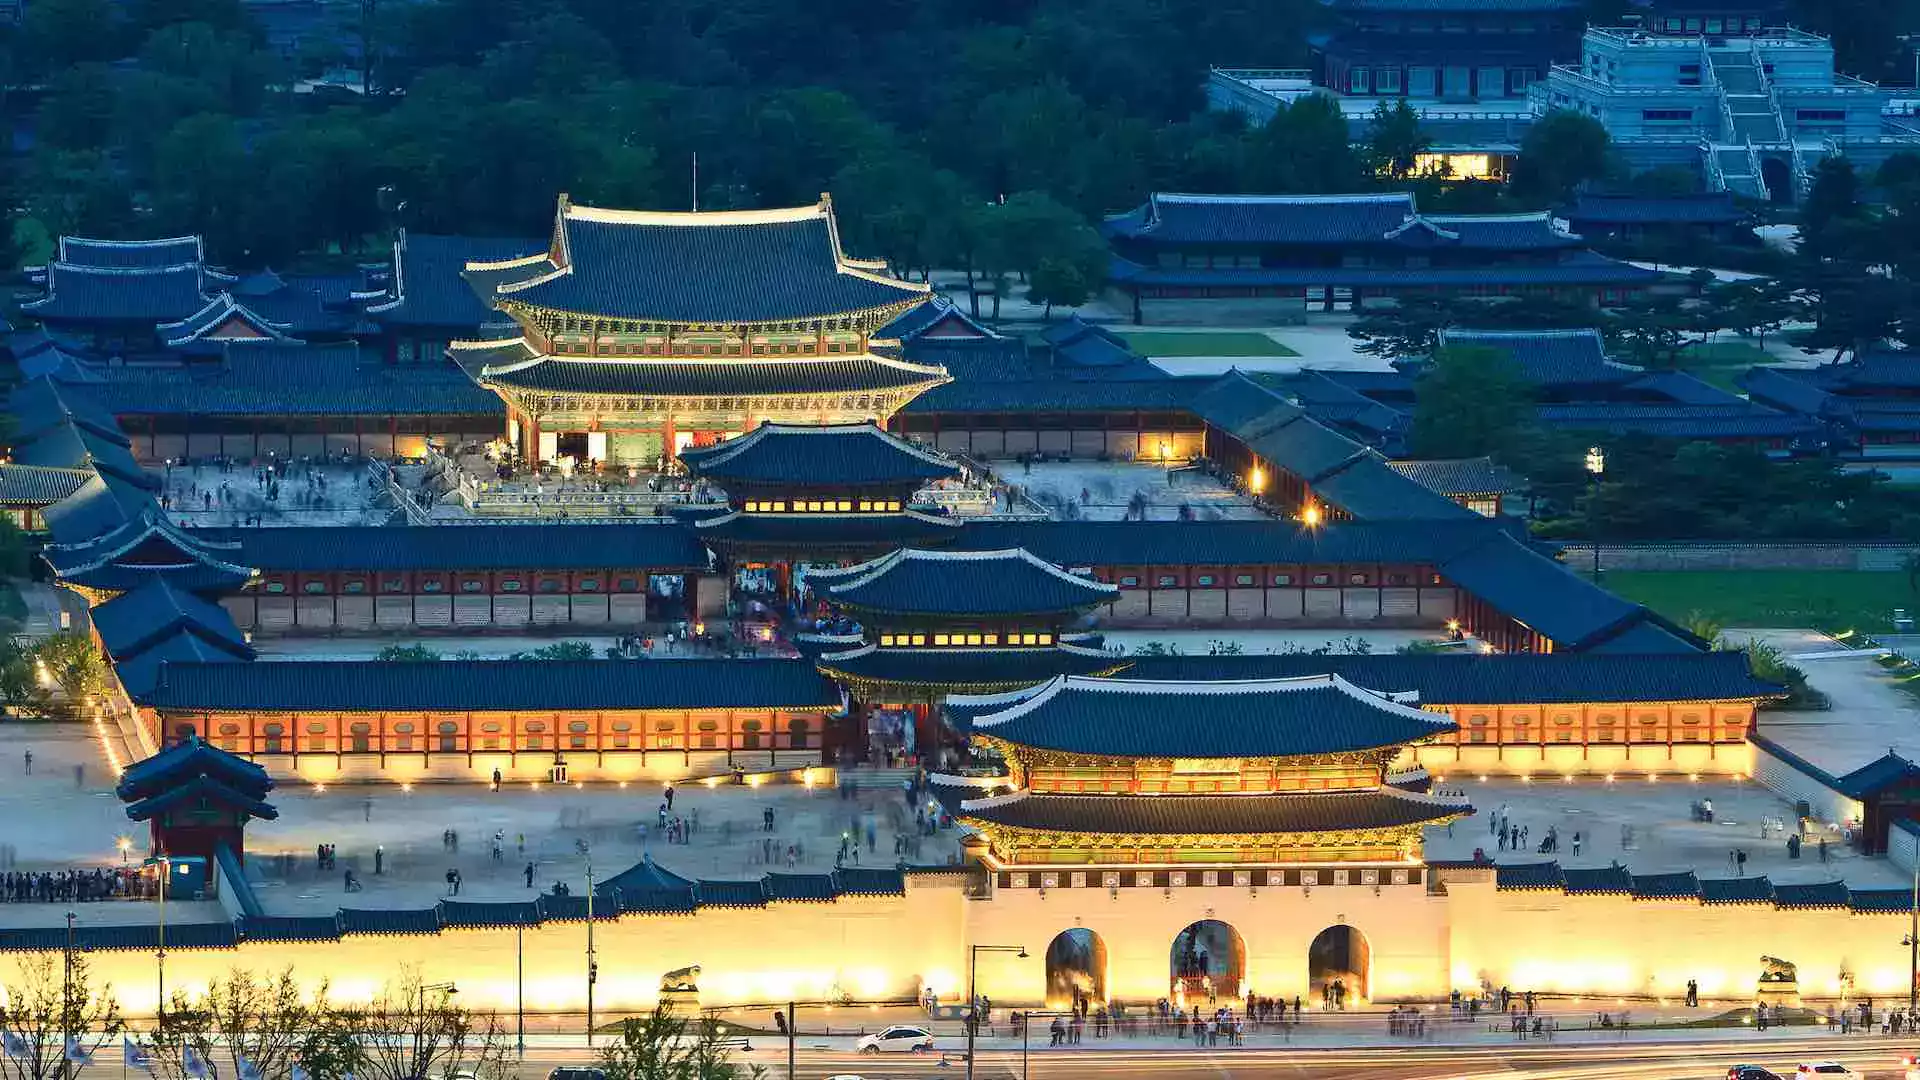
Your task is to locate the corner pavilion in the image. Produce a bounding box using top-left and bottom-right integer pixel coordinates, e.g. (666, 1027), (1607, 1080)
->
(452, 195), (951, 467)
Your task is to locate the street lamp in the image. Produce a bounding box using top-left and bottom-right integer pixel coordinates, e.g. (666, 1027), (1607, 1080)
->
(415, 981), (458, 1070)
(1301, 503), (1323, 528)
(966, 944), (1027, 1080)
(1584, 446), (1605, 580)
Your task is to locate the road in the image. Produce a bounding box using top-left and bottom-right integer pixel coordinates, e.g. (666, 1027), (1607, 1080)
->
(495, 1035), (1920, 1080)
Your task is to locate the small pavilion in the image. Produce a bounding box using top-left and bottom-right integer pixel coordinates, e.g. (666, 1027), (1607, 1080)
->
(117, 736), (278, 863)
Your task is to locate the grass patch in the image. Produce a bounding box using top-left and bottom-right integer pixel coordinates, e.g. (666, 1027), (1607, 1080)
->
(1119, 331), (1300, 357)
(1603, 570), (1917, 634)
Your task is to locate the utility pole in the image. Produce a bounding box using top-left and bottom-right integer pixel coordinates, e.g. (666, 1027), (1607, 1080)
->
(156, 856), (168, 1025)
(786, 1001), (795, 1080)
(516, 918), (526, 1059)
(586, 862), (597, 1046)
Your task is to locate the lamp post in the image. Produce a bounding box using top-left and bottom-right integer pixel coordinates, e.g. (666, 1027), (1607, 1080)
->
(1905, 854), (1919, 1011)
(516, 917), (526, 1059)
(1584, 446), (1605, 581)
(585, 861), (598, 1047)
(966, 944), (1027, 1080)
(415, 981), (457, 1073)
(155, 854), (169, 1026)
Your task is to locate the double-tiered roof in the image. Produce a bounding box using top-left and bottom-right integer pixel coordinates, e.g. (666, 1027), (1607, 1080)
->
(456, 196), (950, 406)
(679, 422), (960, 487)
(810, 548), (1125, 697)
(944, 673), (1469, 867)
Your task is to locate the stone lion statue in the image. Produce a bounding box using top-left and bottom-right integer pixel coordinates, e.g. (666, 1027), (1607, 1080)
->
(661, 965), (702, 993)
(1759, 956), (1798, 983)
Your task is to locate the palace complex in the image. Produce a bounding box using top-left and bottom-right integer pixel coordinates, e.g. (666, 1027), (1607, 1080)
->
(5, 194), (1916, 1021)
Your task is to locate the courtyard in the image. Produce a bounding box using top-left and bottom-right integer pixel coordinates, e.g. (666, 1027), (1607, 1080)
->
(1009, 461), (1269, 522)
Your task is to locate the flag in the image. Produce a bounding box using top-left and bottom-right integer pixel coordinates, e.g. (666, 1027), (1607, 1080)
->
(63, 1037), (91, 1065)
(2, 1032), (28, 1061)
(123, 1037), (150, 1071)
(236, 1055), (263, 1080)
(183, 1046), (210, 1079)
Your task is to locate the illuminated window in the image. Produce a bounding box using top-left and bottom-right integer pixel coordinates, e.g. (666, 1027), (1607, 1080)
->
(934, 634), (950, 645)
(858, 500), (873, 511)
(837, 500), (853, 511)
(1038, 633), (1053, 645)
(880, 634), (896, 646)
(965, 633), (983, 646)
(984, 634), (998, 645)
(770, 501), (786, 512)
(745, 501), (759, 512)
(886, 501), (901, 511)
(910, 634), (926, 646)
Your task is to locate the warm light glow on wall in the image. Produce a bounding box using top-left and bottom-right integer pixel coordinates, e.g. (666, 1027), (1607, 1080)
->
(1301, 504), (1322, 527)
(1248, 467), (1266, 494)
(1411, 152), (1497, 180)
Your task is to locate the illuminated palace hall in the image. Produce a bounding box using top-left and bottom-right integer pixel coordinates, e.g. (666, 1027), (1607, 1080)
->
(455, 195), (951, 466)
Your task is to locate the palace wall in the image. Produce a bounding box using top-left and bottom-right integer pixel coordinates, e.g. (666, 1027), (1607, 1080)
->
(1400, 702), (1757, 779)
(1445, 877), (1913, 1001)
(34, 872), (1916, 1018)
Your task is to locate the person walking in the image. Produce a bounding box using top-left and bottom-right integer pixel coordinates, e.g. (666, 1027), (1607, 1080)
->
(525, 862), (535, 888)
(22, 750), (30, 775)
(374, 846), (385, 875)
(1571, 832), (1582, 857)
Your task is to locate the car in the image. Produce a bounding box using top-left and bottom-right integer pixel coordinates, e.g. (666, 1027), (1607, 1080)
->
(547, 1068), (609, 1080)
(1903, 1055), (1920, 1080)
(1797, 1063), (1861, 1080)
(856, 1026), (935, 1054)
(1728, 1066), (1785, 1080)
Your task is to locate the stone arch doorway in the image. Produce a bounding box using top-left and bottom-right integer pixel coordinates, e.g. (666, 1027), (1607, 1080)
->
(1044, 928), (1108, 1010)
(1760, 156), (1794, 204)
(1170, 919), (1245, 1005)
(1307, 924), (1370, 1008)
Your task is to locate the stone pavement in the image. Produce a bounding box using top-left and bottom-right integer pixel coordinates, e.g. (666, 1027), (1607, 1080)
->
(1737, 629), (1920, 779)
(1007, 461), (1267, 522)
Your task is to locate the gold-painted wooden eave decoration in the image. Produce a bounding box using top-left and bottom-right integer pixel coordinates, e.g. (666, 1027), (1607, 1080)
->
(968, 736), (1400, 774)
(495, 295), (929, 335)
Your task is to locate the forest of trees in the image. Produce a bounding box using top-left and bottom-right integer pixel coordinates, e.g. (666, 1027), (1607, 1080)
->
(0, 0), (1903, 275)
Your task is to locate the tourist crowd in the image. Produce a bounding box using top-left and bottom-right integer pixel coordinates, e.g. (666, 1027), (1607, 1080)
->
(1, 867), (157, 903)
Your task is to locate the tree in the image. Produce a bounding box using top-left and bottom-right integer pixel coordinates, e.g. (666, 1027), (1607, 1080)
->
(33, 632), (106, 705)
(340, 975), (508, 1080)
(1364, 99), (1430, 182)
(1407, 346), (1539, 460)
(375, 643), (441, 662)
(0, 953), (123, 1080)
(1248, 93), (1366, 193)
(0, 639), (52, 718)
(1604, 294), (1697, 369)
(1802, 156), (1865, 257)
(1027, 256), (1092, 317)
(1347, 295), (1458, 359)
(521, 641), (595, 661)
(1508, 109), (1614, 206)
(599, 1007), (757, 1080)
(145, 970), (344, 1080)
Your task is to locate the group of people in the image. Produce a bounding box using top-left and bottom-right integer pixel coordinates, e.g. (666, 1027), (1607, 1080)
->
(0, 867), (155, 903)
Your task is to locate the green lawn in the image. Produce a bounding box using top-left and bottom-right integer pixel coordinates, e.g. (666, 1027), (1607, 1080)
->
(1603, 570), (1917, 634)
(1677, 341), (1772, 393)
(1119, 331), (1300, 357)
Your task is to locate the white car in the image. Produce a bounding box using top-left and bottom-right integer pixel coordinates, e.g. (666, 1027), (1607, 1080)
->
(1798, 1063), (1861, 1080)
(856, 1026), (935, 1054)
(1903, 1055), (1920, 1080)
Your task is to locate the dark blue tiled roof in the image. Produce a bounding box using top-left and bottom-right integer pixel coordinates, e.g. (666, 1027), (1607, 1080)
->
(56, 236), (206, 269)
(78, 346), (501, 417)
(1563, 193), (1745, 225)
(1699, 876), (1775, 904)
(92, 577), (253, 662)
(214, 523), (709, 572)
(763, 873), (839, 901)
(1391, 214), (1577, 251)
(11, 376), (129, 445)
(960, 673), (1453, 758)
(478, 347), (949, 398)
(1107, 253), (1661, 288)
(1432, 328), (1633, 386)
(158, 295), (291, 346)
(1835, 753), (1920, 798)
(339, 908), (444, 935)
(438, 901), (542, 927)
(25, 262), (211, 322)
(368, 233), (542, 330)
(536, 894), (618, 921)
(114, 632), (253, 700)
(833, 868), (908, 896)
(117, 735), (272, 802)
(140, 658), (839, 713)
(960, 789), (1467, 834)
(1107, 193), (1418, 245)
(0, 921), (237, 953)
(813, 547), (1117, 617)
(1495, 863), (1567, 890)
(0, 464), (91, 507)
(1847, 889), (1914, 913)
(1631, 871), (1700, 899)
(600, 857), (697, 898)
(878, 297), (993, 342)
(1114, 652), (1779, 705)
(1385, 458), (1525, 496)
(487, 201), (928, 323)
(679, 422), (959, 486)
(1561, 865), (1635, 894)
(693, 511), (962, 549)
(1772, 881), (1851, 909)
(901, 375), (1194, 413)
(816, 644), (1127, 690)
(124, 773), (279, 822)
(952, 517), (1506, 569)
(1534, 403), (1816, 440)
(242, 915), (344, 942)
(695, 880), (769, 908)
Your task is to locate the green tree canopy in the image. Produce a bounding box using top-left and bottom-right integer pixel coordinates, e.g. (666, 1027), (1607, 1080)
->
(1408, 346), (1539, 460)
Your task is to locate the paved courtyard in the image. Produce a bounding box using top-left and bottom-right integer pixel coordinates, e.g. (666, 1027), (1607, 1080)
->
(0, 728), (962, 921)
(159, 461), (395, 528)
(1425, 776), (1908, 888)
(1008, 461), (1268, 521)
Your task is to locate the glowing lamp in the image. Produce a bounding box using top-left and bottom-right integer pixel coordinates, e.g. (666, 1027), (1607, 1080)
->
(1301, 504), (1323, 527)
